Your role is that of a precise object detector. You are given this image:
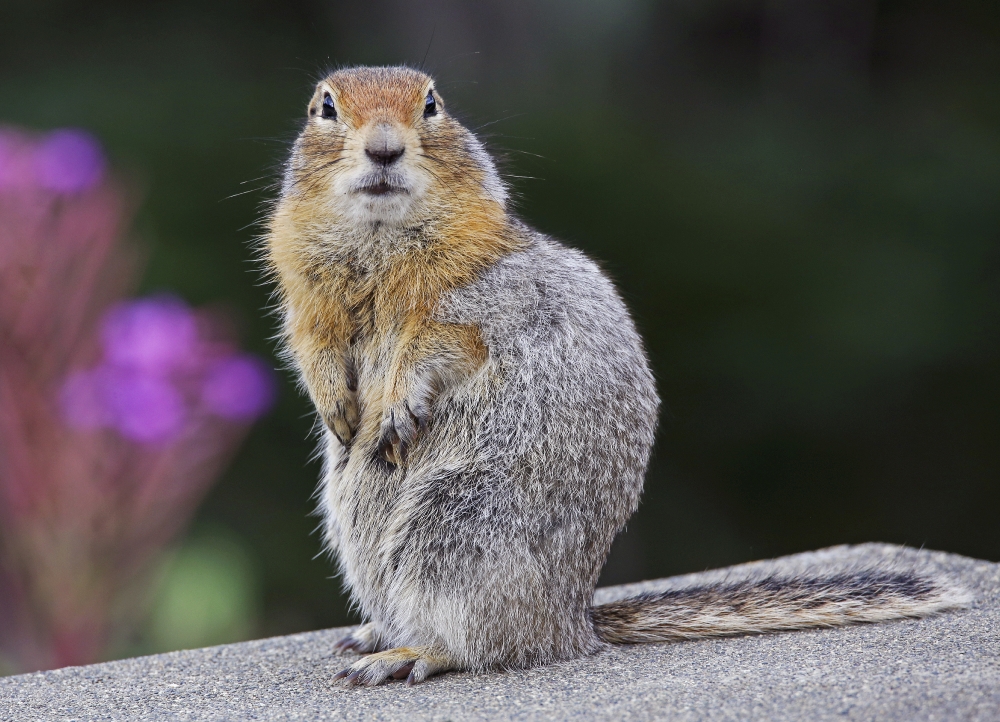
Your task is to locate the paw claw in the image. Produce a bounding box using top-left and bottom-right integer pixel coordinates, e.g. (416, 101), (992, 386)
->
(377, 402), (425, 466)
(334, 623), (381, 654)
(321, 396), (361, 448)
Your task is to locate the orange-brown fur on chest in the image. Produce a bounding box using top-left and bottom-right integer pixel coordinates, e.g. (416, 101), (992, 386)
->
(271, 194), (520, 343)
(269, 199), (521, 450)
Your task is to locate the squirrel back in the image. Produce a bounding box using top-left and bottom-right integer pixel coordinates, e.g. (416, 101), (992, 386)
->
(265, 66), (968, 687)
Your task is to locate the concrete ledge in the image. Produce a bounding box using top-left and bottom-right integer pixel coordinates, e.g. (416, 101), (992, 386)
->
(2, 543), (998, 721)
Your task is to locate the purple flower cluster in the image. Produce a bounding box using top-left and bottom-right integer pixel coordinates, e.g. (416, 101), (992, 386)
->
(60, 296), (275, 443)
(0, 124), (278, 673)
(0, 128), (105, 194)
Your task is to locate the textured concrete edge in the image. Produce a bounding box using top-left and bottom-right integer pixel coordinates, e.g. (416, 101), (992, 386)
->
(1, 542), (992, 686)
(1, 544), (997, 722)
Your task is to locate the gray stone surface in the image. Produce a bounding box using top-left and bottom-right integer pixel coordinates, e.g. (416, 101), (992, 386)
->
(1, 543), (998, 721)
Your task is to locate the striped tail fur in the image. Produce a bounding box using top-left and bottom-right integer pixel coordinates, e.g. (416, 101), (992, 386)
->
(590, 570), (970, 644)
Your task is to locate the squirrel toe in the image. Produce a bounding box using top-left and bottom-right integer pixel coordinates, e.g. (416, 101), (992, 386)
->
(322, 397), (361, 447)
(377, 401), (426, 466)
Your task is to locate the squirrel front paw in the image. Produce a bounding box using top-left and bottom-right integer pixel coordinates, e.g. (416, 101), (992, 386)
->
(377, 400), (427, 466)
(319, 394), (361, 448)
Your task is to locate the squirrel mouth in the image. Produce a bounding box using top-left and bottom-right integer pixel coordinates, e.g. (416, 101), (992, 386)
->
(359, 181), (406, 197)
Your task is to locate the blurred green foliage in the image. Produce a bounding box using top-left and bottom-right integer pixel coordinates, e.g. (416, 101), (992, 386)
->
(1, 0), (998, 646)
(144, 525), (261, 653)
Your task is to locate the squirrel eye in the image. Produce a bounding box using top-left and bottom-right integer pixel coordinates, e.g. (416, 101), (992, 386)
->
(321, 93), (337, 120)
(424, 91), (437, 117)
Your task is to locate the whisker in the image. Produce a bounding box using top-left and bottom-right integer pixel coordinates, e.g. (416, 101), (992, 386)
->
(220, 187), (265, 202)
(473, 114), (529, 132)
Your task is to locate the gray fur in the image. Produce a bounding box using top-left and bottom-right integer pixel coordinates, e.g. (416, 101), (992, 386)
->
(314, 226), (967, 676)
(319, 226), (660, 670)
(592, 570), (971, 644)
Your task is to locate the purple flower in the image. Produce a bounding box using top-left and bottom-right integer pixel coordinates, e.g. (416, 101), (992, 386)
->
(60, 365), (187, 443)
(33, 129), (105, 194)
(59, 295), (276, 444)
(201, 355), (276, 421)
(104, 370), (187, 443)
(101, 297), (198, 376)
(1, 128), (279, 674)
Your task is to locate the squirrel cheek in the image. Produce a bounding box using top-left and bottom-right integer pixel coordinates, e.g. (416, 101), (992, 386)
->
(404, 166), (432, 200)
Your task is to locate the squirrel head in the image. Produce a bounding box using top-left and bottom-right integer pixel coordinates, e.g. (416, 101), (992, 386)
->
(285, 66), (507, 228)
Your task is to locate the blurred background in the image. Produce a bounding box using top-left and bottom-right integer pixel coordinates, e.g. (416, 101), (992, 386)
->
(0, 0), (997, 672)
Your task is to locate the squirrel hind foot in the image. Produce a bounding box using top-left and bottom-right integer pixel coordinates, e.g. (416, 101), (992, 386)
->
(333, 646), (455, 687)
(333, 622), (382, 654)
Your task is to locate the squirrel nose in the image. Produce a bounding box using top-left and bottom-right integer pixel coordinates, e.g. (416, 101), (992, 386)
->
(365, 146), (404, 166)
(365, 124), (405, 167)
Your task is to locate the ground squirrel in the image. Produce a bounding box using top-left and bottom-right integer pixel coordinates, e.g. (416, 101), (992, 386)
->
(265, 66), (968, 686)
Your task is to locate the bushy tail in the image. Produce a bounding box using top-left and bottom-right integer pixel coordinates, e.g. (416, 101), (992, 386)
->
(590, 571), (970, 644)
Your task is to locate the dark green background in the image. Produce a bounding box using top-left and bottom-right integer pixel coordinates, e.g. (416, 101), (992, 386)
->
(2, 0), (998, 642)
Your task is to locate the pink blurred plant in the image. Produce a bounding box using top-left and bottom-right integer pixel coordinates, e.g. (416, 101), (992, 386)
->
(0, 127), (275, 673)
